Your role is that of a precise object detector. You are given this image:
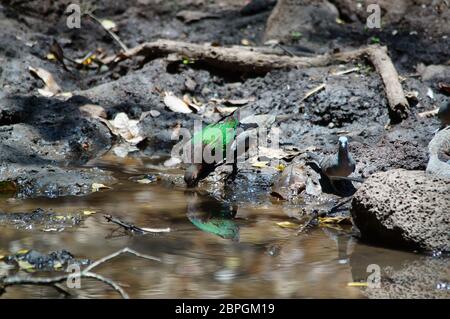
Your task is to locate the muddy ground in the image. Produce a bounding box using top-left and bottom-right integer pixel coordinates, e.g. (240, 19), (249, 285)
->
(0, 0), (449, 298)
(1, 0), (448, 196)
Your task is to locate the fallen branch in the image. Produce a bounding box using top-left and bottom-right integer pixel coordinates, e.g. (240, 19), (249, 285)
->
(115, 40), (409, 123)
(114, 39), (368, 73)
(363, 46), (409, 123)
(0, 247), (160, 298)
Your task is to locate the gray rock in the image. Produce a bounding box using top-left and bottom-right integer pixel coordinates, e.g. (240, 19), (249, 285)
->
(426, 127), (450, 179)
(264, 0), (338, 47)
(351, 169), (450, 252)
(0, 164), (116, 199)
(350, 244), (449, 299)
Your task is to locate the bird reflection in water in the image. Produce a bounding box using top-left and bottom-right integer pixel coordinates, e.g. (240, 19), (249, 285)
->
(186, 191), (240, 241)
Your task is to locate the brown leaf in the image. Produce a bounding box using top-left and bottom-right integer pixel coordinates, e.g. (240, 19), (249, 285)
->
(164, 92), (192, 114)
(79, 104), (107, 118)
(438, 82), (450, 95)
(271, 164), (307, 200)
(28, 66), (61, 96)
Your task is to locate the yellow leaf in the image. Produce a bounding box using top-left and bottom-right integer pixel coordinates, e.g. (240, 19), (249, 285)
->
(347, 282), (368, 287)
(83, 210), (96, 216)
(53, 261), (63, 270)
(319, 216), (351, 224)
(92, 183), (111, 192)
(18, 260), (35, 271)
(16, 249), (29, 255)
(252, 161), (269, 168)
(136, 178), (153, 184)
(275, 164), (286, 172)
(101, 19), (117, 30)
(46, 53), (56, 60)
(276, 221), (298, 229)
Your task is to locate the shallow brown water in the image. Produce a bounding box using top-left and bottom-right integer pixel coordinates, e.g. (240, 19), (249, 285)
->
(0, 153), (447, 299)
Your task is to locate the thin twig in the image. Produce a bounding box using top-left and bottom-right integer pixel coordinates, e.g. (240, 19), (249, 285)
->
(275, 43), (296, 57)
(84, 247), (160, 273)
(83, 272), (129, 299)
(0, 247), (160, 298)
(104, 214), (170, 234)
(296, 210), (319, 236)
(84, 12), (128, 51)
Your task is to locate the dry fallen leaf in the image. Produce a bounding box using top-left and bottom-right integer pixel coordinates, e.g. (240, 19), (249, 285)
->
(164, 92), (192, 114)
(216, 106), (238, 116)
(92, 183), (111, 192)
(319, 216), (351, 225)
(46, 53), (57, 61)
(100, 113), (145, 145)
(53, 261), (63, 270)
(182, 94), (202, 113)
(83, 210), (96, 216)
(276, 221), (299, 229)
(28, 66), (61, 97)
(271, 164), (307, 200)
(438, 82), (450, 94)
(101, 19), (117, 30)
(18, 260), (35, 272)
(251, 161), (269, 168)
(241, 39), (250, 46)
(79, 104), (107, 119)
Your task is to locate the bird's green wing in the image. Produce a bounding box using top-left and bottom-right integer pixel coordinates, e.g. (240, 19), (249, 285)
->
(188, 216), (239, 240)
(191, 118), (238, 153)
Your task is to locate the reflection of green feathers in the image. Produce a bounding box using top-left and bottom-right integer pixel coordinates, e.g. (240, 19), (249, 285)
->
(191, 118), (238, 155)
(189, 216), (239, 241)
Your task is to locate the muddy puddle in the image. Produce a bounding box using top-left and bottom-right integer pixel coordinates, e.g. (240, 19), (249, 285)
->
(1, 152), (446, 299)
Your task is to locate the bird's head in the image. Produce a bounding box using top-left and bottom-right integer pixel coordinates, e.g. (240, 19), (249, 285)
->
(338, 136), (349, 150)
(184, 165), (201, 188)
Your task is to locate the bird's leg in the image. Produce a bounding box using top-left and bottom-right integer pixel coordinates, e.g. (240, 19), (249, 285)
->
(225, 147), (239, 184)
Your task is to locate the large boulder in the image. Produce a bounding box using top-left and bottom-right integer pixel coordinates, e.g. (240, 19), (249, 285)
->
(426, 127), (450, 179)
(351, 169), (449, 252)
(264, 0), (338, 45)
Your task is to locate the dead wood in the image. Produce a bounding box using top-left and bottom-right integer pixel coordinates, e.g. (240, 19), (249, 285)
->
(115, 40), (409, 123)
(114, 39), (369, 73)
(363, 46), (410, 123)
